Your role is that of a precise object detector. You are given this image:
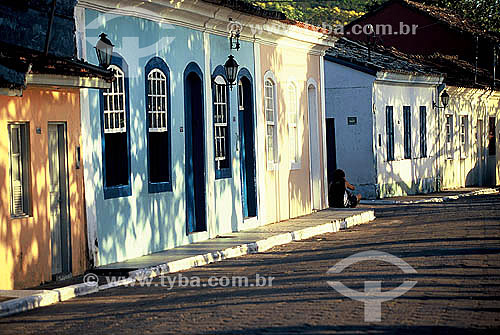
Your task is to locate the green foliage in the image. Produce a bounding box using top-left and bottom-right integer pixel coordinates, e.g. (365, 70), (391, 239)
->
(246, 0), (499, 33)
(248, 0), (386, 26)
(417, 0), (500, 33)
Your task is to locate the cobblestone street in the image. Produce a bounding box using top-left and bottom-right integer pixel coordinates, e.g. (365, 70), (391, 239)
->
(1, 194), (500, 334)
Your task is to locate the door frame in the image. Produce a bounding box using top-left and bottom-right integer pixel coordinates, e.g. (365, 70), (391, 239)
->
(48, 122), (72, 278)
(237, 68), (258, 221)
(307, 80), (322, 210)
(184, 62), (207, 235)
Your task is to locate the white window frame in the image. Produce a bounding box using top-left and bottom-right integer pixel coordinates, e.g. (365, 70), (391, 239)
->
(214, 75), (228, 170)
(264, 71), (278, 170)
(445, 114), (454, 159)
(460, 115), (469, 158)
(147, 68), (168, 133)
(287, 81), (300, 169)
(9, 123), (30, 217)
(103, 65), (126, 134)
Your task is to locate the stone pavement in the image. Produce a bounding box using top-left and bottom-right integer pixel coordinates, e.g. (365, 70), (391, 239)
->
(0, 208), (374, 317)
(0, 193), (499, 334)
(360, 187), (498, 205)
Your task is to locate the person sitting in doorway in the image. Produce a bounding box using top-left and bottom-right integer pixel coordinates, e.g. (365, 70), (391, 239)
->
(329, 169), (362, 208)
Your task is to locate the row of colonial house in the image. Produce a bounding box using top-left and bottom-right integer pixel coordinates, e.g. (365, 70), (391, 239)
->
(0, 0), (498, 289)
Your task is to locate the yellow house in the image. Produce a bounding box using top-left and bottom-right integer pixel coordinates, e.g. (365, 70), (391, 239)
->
(0, 62), (111, 289)
(440, 87), (500, 189)
(252, 21), (336, 225)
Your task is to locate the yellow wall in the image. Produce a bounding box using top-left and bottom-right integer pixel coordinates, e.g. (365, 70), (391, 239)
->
(259, 43), (326, 224)
(0, 87), (87, 289)
(440, 87), (500, 189)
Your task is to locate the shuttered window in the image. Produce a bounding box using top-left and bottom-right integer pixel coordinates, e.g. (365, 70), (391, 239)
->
(420, 106), (427, 158)
(265, 79), (277, 167)
(386, 106), (394, 161)
(9, 123), (30, 216)
(403, 106), (411, 159)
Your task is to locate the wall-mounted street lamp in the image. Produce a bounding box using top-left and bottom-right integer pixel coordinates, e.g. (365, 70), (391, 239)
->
(224, 55), (239, 90)
(433, 90), (450, 109)
(95, 33), (114, 69)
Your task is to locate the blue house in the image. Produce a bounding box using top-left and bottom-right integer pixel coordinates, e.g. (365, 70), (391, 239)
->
(76, 0), (335, 267)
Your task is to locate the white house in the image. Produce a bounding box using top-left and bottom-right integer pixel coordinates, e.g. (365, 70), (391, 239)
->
(324, 38), (445, 199)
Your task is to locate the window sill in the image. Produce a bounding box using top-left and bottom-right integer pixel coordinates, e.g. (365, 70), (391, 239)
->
(104, 184), (132, 199)
(10, 214), (30, 219)
(148, 181), (173, 193)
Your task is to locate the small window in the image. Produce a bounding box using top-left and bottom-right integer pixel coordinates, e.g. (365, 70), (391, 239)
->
(265, 78), (277, 167)
(420, 106), (427, 158)
(101, 63), (131, 198)
(460, 115), (469, 158)
(446, 114), (453, 159)
(9, 123), (30, 216)
(403, 106), (411, 159)
(145, 57), (172, 193)
(213, 74), (231, 178)
(287, 82), (299, 168)
(386, 106), (394, 161)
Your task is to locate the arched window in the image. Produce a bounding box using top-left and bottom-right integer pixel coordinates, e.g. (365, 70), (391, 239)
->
(103, 65), (126, 134)
(264, 72), (278, 169)
(145, 57), (171, 192)
(212, 67), (231, 179)
(101, 60), (131, 199)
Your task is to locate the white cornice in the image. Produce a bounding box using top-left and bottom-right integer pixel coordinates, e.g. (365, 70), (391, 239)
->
(375, 71), (444, 86)
(77, 0), (337, 52)
(26, 74), (111, 89)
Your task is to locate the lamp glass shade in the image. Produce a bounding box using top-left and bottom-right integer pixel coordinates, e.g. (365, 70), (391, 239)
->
(95, 33), (114, 68)
(441, 90), (450, 108)
(224, 55), (239, 85)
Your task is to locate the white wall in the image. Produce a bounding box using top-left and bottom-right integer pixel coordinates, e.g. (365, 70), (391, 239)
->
(373, 80), (439, 197)
(324, 61), (378, 198)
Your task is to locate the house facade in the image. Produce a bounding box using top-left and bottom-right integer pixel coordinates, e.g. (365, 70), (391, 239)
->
(324, 39), (444, 199)
(76, 0), (335, 267)
(344, 0), (500, 189)
(0, 1), (111, 289)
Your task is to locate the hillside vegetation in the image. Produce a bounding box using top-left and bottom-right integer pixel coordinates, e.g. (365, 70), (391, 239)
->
(247, 0), (499, 33)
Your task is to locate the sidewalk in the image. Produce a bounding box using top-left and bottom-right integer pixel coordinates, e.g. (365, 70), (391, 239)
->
(0, 208), (375, 318)
(360, 187), (499, 205)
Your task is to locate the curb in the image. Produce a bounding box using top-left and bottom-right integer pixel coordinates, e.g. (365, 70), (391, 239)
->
(360, 188), (498, 205)
(0, 210), (375, 318)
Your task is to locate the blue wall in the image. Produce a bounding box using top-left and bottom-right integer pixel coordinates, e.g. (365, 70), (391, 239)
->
(83, 9), (255, 265)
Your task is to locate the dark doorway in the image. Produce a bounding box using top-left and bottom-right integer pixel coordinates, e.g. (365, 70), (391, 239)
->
(184, 64), (206, 234)
(238, 73), (257, 219)
(487, 116), (497, 186)
(326, 118), (337, 187)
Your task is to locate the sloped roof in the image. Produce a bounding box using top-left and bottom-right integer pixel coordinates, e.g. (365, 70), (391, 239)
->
(347, 0), (499, 42)
(325, 38), (442, 76)
(202, 0), (286, 20)
(0, 43), (113, 90)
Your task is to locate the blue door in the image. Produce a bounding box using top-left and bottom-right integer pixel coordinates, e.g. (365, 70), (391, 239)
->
(237, 71), (257, 219)
(184, 63), (206, 234)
